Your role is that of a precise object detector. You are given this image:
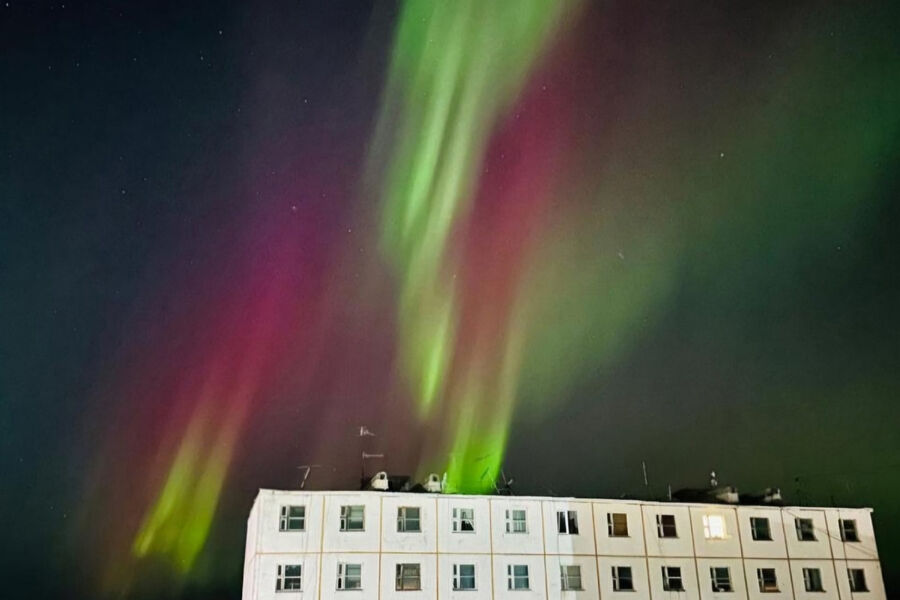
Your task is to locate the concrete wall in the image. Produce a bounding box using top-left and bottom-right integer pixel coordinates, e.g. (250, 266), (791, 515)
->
(242, 490), (885, 600)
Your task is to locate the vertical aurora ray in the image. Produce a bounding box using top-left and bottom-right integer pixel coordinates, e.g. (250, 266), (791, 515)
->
(370, 0), (580, 491)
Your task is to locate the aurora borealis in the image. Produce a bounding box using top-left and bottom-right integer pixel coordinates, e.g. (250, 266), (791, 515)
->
(2, 1), (900, 599)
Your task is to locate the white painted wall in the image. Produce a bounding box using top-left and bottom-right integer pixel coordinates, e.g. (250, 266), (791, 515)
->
(241, 490), (886, 600)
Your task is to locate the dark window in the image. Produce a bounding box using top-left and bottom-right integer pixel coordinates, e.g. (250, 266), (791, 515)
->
(276, 564), (302, 591)
(560, 565), (583, 591)
(839, 519), (859, 542)
(506, 509), (527, 533)
(452, 507), (475, 532)
(337, 563), (362, 590)
(279, 506), (306, 532)
(557, 510), (579, 534)
(662, 566), (684, 592)
(657, 514), (677, 538)
(397, 507), (421, 532)
(710, 567), (732, 592)
(612, 566), (634, 591)
(757, 568), (778, 593)
(848, 569), (868, 592)
(750, 517), (772, 541)
(453, 564), (476, 590)
(803, 568), (824, 592)
(339, 505), (364, 531)
(395, 563), (421, 591)
(507, 565), (530, 590)
(608, 513), (628, 537)
(795, 518), (816, 541)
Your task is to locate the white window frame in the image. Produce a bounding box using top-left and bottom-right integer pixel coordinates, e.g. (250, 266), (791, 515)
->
(337, 562), (362, 590)
(656, 514), (677, 538)
(279, 505), (306, 532)
(757, 568), (779, 593)
(847, 568), (868, 592)
(839, 518), (859, 542)
(560, 564), (583, 591)
(452, 507), (475, 533)
(612, 566), (634, 591)
(340, 505), (365, 532)
(662, 566), (684, 592)
(703, 514), (727, 539)
(710, 566), (732, 592)
(397, 506), (421, 532)
(453, 563), (476, 590)
(505, 508), (528, 534)
(795, 517), (816, 541)
(276, 564), (302, 592)
(607, 512), (628, 537)
(803, 568), (824, 592)
(507, 564), (530, 590)
(395, 563), (421, 591)
(750, 516), (772, 541)
(557, 510), (579, 534)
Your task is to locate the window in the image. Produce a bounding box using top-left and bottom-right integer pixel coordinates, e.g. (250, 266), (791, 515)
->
(337, 563), (362, 590)
(662, 566), (684, 592)
(279, 506), (306, 532)
(397, 507), (421, 532)
(276, 564), (302, 592)
(557, 510), (579, 534)
(506, 509), (527, 533)
(839, 519), (859, 542)
(612, 566), (634, 591)
(395, 563), (421, 591)
(803, 568), (824, 592)
(608, 512), (628, 537)
(452, 507), (475, 532)
(656, 514), (677, 538)
(560, 565), (583, 591)
(795, 518), (816, 541)
(848, 568), (868, 592)
(339, 505), (364, 531)
(710, 567), (732, 592)
(750, 517), (772, 541)
(453, 564), (476, 590)
(507, 565), (530, 590)
(757, 568), (778, 593)
(703, 514), (726, 539)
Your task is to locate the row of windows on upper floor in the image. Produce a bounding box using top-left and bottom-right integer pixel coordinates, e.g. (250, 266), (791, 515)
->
(272, 561), (872, 594)
(278, 505), (863, 543)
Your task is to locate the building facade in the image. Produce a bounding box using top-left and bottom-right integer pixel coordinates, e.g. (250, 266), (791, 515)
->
(241, 489), (885, 600)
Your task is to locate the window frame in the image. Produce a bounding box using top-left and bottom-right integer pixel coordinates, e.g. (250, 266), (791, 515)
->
(607, 512), (629, 537)
(847, 568), (868, 592)
(453, 563), (476, 591)
(505, 508), (528, 534)
(661, 566), (684, 592)
(397, 506), (421, 533)
(279, 505), (306, 532)
(507, 564), (530, 591)
(395, 563), (422, 591)
(710, 566), (732, 592)
(656, 514), (678, 538)
(795, 517), (817, 541)
(557, 510), (579, 535)
(803, 568), (824, 592)
(452, 507), (476, 533)
(336, 562), (362, 590)
(276, 564), (303, 592)
(757, 568), (779, 593)
(839, 519), (859, 542)
(750, 517), (772, 541)
(339, 505), (365, 532)
(560, 564), (583, 591)
(612, 566), (634, 592)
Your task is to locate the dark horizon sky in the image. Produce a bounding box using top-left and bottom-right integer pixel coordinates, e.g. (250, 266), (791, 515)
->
(2, 1), (899, 598)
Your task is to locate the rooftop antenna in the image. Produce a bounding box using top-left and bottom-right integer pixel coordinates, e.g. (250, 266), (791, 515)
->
(641, 461), (649, 494)
(358, 425), (381, 480)
(710, 470), (718, 487)
(494, 469), (515, 495)
(297, 464), (321, 490)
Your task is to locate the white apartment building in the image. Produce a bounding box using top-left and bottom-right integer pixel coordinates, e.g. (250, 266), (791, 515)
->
(241, 489), (885, 600)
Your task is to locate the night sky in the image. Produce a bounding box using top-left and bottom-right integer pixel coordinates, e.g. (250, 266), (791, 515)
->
(2, 1), (899, 598)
